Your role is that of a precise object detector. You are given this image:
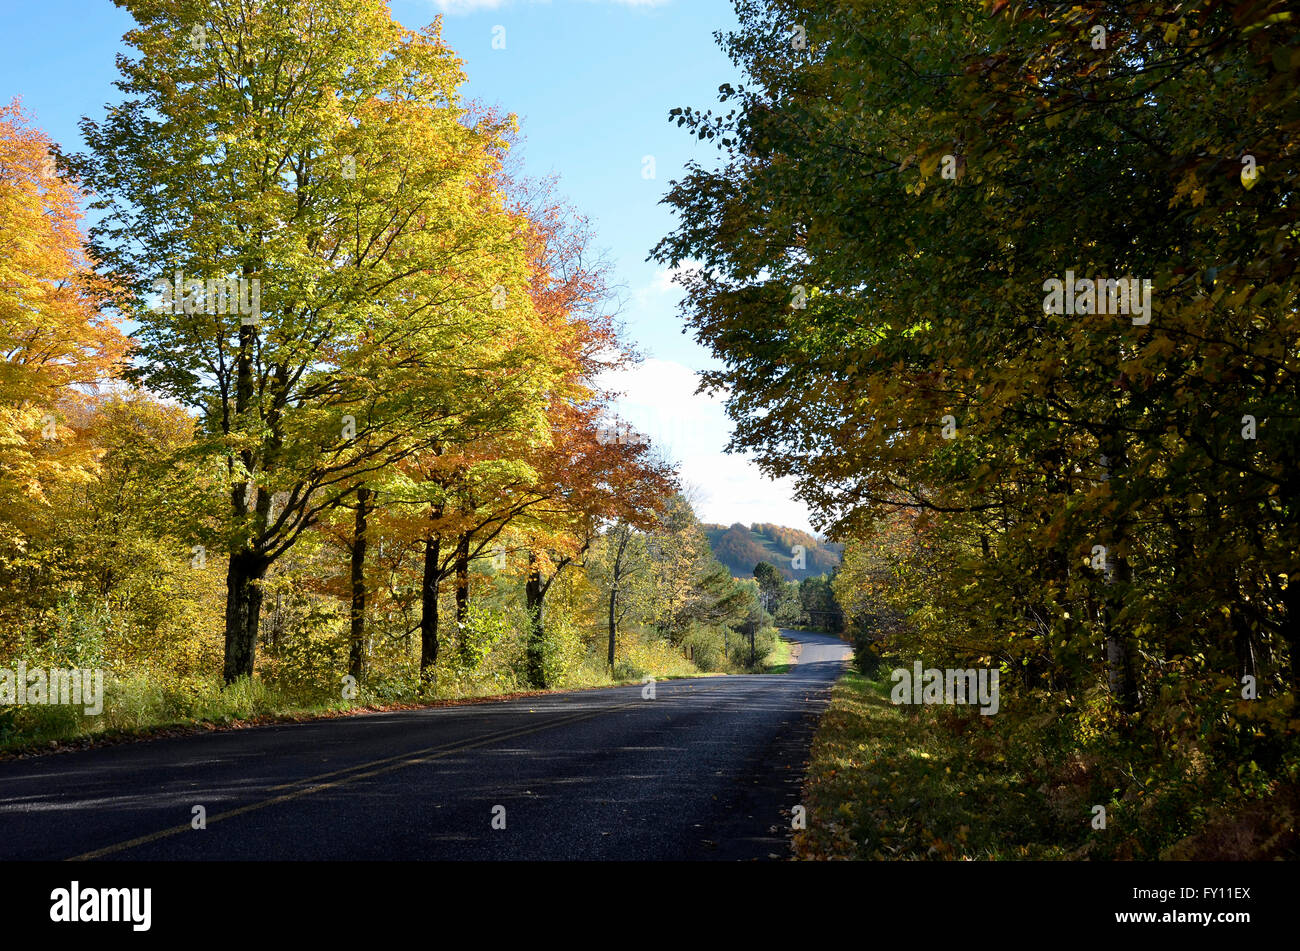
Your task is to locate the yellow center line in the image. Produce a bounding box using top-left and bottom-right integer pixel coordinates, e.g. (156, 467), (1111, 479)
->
(68, 701), (644, 861)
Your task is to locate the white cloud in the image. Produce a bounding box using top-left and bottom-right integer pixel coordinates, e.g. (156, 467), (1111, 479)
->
(630, 259), (701, 310)
(597, 358), (815, 533)
(649, 259), (700, 294)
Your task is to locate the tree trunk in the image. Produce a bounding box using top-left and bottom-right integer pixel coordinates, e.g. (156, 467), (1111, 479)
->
(420, 534), (441, 678)
(222, 302), (260, 685)
(455, 534), (471, 663)
(1230, 561), (1259, 691)
(1102, 554), (1138, 713)
(525, 551), (546, 688)
(223, 550), (267, 684)
(1099, 441), (1139, 714)
(348, 486), (370, 683)
(607, 587), (617, 670)
(1285, 567), (1300, 712)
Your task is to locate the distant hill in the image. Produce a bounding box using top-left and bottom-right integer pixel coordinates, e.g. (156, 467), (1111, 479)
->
(702, 522), (843, 581)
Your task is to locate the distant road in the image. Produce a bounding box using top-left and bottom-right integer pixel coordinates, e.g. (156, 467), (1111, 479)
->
(0, 630), (850, 860)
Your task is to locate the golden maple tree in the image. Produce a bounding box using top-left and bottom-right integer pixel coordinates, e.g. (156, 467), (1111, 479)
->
(0, 99), (127, 547)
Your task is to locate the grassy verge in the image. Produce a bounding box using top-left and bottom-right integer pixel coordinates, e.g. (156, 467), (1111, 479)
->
(763, 635), (795, 674)
(792, 668), (1068, 859)
(2, 631), (798, 760)
(0, 651), (707, 760)
(794, 665), (1300, 860)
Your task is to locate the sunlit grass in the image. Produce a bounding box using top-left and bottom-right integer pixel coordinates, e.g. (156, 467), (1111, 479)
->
(793, 669), (1069, 860)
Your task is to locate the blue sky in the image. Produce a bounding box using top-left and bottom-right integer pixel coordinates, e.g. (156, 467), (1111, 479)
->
(0, 0), (815, 532)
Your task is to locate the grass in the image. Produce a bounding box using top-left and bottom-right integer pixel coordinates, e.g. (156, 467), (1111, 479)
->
(792, 668), (1069, 860)
(0, 673), (364, 757)
(763, 634), (795, 674)
(0, 634), (731, 759)
(1, 629), (802, 760)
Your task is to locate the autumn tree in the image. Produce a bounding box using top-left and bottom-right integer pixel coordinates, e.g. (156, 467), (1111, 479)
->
(642, 495), (754, 644)
(586, 520), (652, 671)
(0, 100), (127, 554)
(73, 0), (558, 683)
(44, 393), (223, 672)
(656, 0), (1300, 852)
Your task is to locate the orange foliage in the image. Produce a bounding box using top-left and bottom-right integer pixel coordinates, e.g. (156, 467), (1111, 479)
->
(0, 99), (127, 526)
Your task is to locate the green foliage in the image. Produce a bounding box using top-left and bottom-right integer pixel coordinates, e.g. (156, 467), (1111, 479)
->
(612, 659), (649, 682)
(850, 626), (882, 678)
(453, 603), (513, 674)
(262, 592), (350, 697)
(0, 1), (806, 759)
(658, 0), (1300, 858)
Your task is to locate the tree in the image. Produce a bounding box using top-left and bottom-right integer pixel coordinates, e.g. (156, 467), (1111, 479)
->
(347, 485), (371, 682)
(655, 0), (1299, 703)
(681, 559), (757, 632)
(752, 561), (784, 614)
(643, 495), (754, 644)
(0, 100), (127, 558)
(512, 402), (674, 686)
(73, 0), (557, 682)
(654, 0), (1300, 853)
(587, 521), (651, 671)
(798, 575), (839, 630)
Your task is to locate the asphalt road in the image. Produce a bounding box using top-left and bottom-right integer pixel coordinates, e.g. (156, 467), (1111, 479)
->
(0, 630), (850, 861)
